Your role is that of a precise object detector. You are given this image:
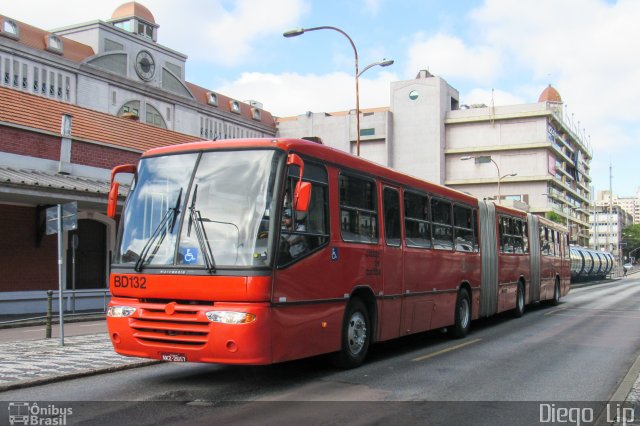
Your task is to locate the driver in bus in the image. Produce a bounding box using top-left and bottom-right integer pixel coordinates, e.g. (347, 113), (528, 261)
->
(280, 208), (308, 261)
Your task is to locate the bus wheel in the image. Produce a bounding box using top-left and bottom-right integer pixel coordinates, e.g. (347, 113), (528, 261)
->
(550, 279), (561, 306)
(512, 281), (525, 318)
(450, 288), (471, 339)
(334, 298), (371, 369)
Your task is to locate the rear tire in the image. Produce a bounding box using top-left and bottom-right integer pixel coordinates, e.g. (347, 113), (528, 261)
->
(512, 281), (525, 318)
(550, 279), (561, 306)
(450, 288), (471, 339)
(333, 299), (370, 369)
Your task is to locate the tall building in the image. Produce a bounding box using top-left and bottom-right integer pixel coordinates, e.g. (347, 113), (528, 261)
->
(598, 189), (640, 224)
(277, 73), (593, 246)
(0, 2), (277, 314)
(590, 205), (633, 262)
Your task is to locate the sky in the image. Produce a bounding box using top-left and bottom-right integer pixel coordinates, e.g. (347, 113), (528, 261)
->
(3, 0), (639, 197)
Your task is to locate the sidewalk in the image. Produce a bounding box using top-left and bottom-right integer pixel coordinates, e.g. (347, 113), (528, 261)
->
(0, 333), (159, 392)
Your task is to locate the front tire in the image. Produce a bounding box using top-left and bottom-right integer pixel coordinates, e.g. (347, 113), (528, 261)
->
(334, 299), (371, 369)
(450, 288), (471, 339)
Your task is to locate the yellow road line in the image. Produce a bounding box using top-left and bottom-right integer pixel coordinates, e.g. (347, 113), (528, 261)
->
(412, 338), (482, 362)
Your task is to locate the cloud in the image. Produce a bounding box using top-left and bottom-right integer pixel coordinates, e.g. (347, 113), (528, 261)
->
(462, 88), (525, 107)
(405, 33), (503, 84)
(2, 0), (309, 67)
(217, 71), (397, 117)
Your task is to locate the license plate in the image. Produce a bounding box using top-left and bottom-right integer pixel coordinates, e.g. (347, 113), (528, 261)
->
(160, 352), (187, 362)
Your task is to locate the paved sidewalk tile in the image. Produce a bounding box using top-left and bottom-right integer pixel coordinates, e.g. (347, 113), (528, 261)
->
(0, 333), (158, 391)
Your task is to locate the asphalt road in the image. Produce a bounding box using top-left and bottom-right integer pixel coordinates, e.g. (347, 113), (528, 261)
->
(2, 277), (639, 425)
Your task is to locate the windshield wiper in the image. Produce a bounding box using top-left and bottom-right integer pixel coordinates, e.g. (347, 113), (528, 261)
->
(187, 184), (216, 273)
(134, 188), (183, 272)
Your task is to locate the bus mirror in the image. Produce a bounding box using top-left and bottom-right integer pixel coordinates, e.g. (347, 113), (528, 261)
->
(107, 182), (120, 219)
(107, 164), (136, 219)
(294, 181), (311, 212)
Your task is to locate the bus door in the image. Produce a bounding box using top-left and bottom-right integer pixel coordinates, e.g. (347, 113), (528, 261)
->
(379, 186), (404, 339)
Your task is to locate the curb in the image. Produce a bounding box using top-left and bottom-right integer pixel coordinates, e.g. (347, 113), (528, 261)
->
(0, 359), (162, 393)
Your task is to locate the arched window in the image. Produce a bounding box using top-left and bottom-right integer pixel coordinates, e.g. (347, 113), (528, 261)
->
(145, 103), (166, 128)
(118, 100), (140, 118)
(117, 101), (166, 129)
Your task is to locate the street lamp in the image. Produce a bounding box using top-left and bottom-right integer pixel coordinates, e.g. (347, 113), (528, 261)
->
(461, 155), (516, 204)
(283, 26), (393, 156)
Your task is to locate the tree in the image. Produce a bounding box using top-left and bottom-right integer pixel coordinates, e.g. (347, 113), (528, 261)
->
(622, 224), (640, 262)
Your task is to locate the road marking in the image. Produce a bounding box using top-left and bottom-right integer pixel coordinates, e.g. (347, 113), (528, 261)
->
(544, 307), (568, 316)
(412, 338), (482, 362)
(80, 323), (105, 327)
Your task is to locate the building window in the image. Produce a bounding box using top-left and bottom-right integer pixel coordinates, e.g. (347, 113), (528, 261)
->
(3, 58), (9, 85)
(145, 103), (166, 129)
(119, 100), (140, 118)
(206, 92), (218, 106)
(360, 128), (375, 137)
(33, 66), (39, 92)
(46, 35), (63, 54)
(229, 100), (240, 114)
(1, 18), (19, 40)
(251, 107), (261, 121)
(21, 63), (27, 89)
(409, 90), (419, 100)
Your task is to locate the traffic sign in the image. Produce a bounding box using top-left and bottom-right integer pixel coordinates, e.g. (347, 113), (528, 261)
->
(46, 202), (77, 235)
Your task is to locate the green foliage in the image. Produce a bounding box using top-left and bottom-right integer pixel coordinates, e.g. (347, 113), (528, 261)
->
(622, 224), (640, 257)
(546, 211), (565, 225)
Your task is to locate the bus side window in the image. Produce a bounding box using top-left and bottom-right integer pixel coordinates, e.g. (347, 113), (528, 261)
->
(339, 173), (378, 244)
(432, 198), (453, 250)
(383, 187), (401, 247)
(404, 191), (431, 248)
(453, 205), (474, 252)
(540, 226), (550, 256)
(277, 161), (329, 267)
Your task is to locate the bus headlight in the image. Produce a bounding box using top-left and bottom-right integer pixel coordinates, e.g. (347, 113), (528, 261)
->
(107, 306), (136, 318)
(205, 311), (256, 324)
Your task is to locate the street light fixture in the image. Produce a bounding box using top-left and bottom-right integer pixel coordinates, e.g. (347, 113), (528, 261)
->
(283, 26), (393, 157)
(461, 155), (516, 205)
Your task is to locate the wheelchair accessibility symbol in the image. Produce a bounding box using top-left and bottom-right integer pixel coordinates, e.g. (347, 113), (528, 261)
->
(180, 247), (198, 264)
(331, 247), (339, 262)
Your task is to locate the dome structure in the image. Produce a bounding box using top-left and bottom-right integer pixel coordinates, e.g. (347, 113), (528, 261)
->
(538, 84), (562, 103)
(111, 2), (156, 25)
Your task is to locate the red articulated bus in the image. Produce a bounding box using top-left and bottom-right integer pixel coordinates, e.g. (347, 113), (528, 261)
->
(106, 138), (570, 368)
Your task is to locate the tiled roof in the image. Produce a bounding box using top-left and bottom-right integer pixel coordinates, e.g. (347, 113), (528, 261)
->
(1, 14), (277, 131)
(0, 15), (95, 63)
(0, 85), (203, 152)
(186, 82), (276, 127)
(0, 165), (128, 197)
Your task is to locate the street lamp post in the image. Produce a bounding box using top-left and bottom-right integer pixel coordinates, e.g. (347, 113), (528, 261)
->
(461, 155), (516, 204)
(283, 26), (393, 156)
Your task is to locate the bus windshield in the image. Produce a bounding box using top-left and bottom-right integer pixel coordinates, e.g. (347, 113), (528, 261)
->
(115, 149), (282, 270)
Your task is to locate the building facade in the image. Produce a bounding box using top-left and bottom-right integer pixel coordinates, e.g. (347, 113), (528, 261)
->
(589, 205), (633, 263)
(0, 2), (277, 315)
(277, 73), (593, 246)
(598, 189), (640, 225)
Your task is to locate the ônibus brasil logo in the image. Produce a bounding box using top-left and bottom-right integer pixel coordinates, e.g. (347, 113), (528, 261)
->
(8, 402), (73, 425)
